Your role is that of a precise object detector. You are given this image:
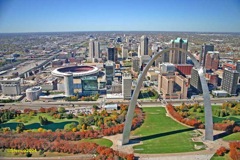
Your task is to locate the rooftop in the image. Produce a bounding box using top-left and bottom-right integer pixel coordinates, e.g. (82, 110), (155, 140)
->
(26, 86), (42, 92)
(171, 37), (188, 44)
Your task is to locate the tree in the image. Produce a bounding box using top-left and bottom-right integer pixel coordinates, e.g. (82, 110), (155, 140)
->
(64, 122), (77, 131)
(58, 107), (66, 113)
(39, 116), (50, 125)
(26, 152), (32, 157)
(66, 113), (74, 119)
(93, 104), (98, 110)
(16, 123), (25, 133)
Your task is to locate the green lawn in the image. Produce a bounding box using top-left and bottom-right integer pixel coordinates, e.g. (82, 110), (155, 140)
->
(187, 105), (240, 124)
(80, 138), (113, 147)
(0, 113), (79, 131)
(132, 107), (204, 154)
(222, 132), (240, 141)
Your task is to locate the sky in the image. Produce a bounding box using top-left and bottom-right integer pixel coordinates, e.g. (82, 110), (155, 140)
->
(0, 0), (240, 33)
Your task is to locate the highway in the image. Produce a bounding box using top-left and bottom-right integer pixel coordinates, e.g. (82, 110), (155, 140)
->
(0, 97), (239, 110)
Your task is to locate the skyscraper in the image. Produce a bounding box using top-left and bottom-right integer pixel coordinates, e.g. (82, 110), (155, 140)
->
(107, 47), (118, 62)
(94, 41), (100, 58)
(122, 72), (132, 100)
(105, 61), (115, 85)
(140, 35), (148, 56)
(222, 68), (239, 95)
(89, 39), (100, 61)
(201, 44), (214, 67)
(89, 39), (94, 60)
(169, 38), (188, 64)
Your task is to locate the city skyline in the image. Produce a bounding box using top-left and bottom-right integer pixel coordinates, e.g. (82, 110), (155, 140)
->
(0, 0), (240, 33)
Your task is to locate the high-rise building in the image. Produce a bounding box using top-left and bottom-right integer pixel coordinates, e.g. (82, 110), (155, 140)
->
(140, 35), (148, 56)
(201, 44), (214, 67)
(121, 44), (128, 59)
(169, 38), (188, 64)
(107, 47), (118, 62)
(222, 68), (239, 95)
(0, 77), (21, 96)
(205, 51), (219, 70)
(89, 39), (94, 60)
(122, 72), (132, 100)
(105, 61), (115, 85)
(89, 39), (100, 61)
(158, 72), (188, 99)
(190, 67), (202, 93)
(81, 76), (98, 96)
(94, 41), (100, 58)
(236, 60), (240, 73)
(64, 73), (74, 96)
(132, 57), (140, 72)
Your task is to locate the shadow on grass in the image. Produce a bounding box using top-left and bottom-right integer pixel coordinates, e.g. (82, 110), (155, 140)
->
(213, 131), (232, 140)
(0, 121), (78, 131)
(131, 128), (195, 143)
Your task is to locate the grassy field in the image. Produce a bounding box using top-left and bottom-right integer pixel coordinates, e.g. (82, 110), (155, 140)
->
(132, 107), (204, 154)
(187, 105), (240, 124)
(222, 132), (240, 141)
(80, 138), (113, 147)
(0, 113), (79, 131)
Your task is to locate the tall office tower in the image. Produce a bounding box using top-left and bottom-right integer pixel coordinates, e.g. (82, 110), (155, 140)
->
(89, 39), (94, 60)
(169, 38), (188, 64)
(205, 51), (220, 70)
(105, 61), (115, 85)
(222, 68), (239, 95)
(236, 60), (240, 72)
(137, 44), (141, 57)
(0, 77), (21, 96)
(89, 39), (101, 60)
(122, 72), (132, 100)
(140, 35), (149, 56)
(94, 41), (100, 58)
(190, 67), (202, 93)
(81, 76), (98, 96)
(121, 44), (128, 59)
(107, 47), (118, 62)
(64, 72), (74, 97)
(132, 57), (140, 72)
(201, 44), (214, 67)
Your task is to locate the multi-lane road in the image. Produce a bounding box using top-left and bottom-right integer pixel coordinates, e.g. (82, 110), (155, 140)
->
(0, 97), (239, 110)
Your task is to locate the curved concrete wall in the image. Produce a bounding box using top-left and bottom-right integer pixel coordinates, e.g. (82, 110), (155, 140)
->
(121, 48), (213, 145)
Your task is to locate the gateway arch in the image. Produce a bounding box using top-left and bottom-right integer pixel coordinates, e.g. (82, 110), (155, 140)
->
(121, 48), (213, 145)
